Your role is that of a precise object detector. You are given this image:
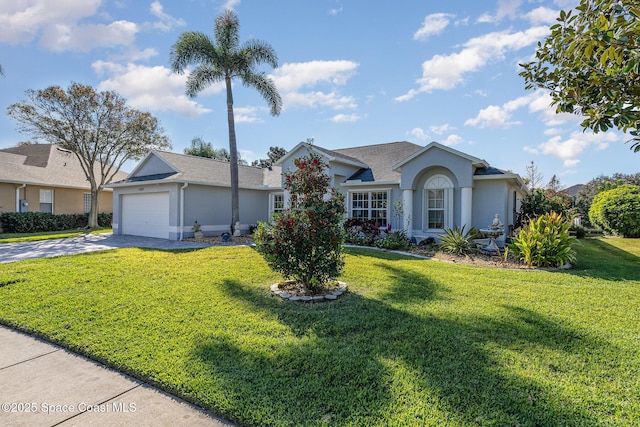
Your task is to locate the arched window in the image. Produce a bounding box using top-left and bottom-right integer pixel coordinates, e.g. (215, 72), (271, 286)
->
(424, 175), (453, 231)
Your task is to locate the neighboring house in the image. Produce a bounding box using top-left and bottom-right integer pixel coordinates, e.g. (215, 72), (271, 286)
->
(109, 141), (527, 245)
(0, 144), (127, 215)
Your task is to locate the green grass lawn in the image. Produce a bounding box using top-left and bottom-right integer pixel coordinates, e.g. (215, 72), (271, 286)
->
(0, 238), (638, 426)
(0, 228), (112, 244)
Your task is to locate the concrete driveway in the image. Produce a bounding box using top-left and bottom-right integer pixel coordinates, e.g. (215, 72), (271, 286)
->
(0, 233), (211, 264)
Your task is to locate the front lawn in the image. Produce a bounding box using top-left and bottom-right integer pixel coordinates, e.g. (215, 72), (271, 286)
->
(0, 238), (638, 426)
(0, 228), (112, 244)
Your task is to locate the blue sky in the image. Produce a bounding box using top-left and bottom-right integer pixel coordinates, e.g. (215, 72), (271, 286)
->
(1, 0), (637, 187)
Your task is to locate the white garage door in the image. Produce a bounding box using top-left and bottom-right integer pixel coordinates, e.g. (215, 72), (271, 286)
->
(121, 192), (170, 239)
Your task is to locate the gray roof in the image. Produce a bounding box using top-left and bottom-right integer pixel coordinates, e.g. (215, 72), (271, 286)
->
(0, 144), (128, 190)
(111, 140), (523, 190)
(333, 141), (423, 182)
(120, 150), (282, 189)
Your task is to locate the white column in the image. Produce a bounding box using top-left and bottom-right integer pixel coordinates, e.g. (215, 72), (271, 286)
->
(402, 189), (413, 237)
(283, 190), (291, 209)
(460, 186), (473, 231)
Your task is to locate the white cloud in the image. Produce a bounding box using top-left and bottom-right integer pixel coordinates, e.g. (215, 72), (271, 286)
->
(328, 6), (343, 16)
(538, 131), (620, 166)
(221, 0), (240, 11)
(497, 0), (522, 20)
(477, 13), (495, 24)
(465, 105), (519, 128)
(477, 0), (522, 23)
(465, 93), (539, 128)
(149, 1), (185, 32)
(273, 60), (358, 92)
(0, 0), (141, 52)
(523, 145), (539, 154)
(544, 127), (563, 136)
(93, 61), (215, 117)
(466, 91), (579, 129)
(284, 91), (357, 110)
(441, 134), (462, 146)
(272, 60), (359, 110)
(396, 26), (550, 101)
(414, 13), (454, 41)
(234, 106), (263, 123)
(430, 123), (456, 135)
(0, 0), (101, 44)
(41, 20), (138, 52)
(524, 7), (559, 25)
(331, 113), (361, 123)
(527, 91), (582, 126)
(410, 127), (429, 140)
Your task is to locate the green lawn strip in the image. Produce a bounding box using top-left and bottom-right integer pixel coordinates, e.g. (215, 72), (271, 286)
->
(0, 243), (638, 426)
(0, 228), (112, 243)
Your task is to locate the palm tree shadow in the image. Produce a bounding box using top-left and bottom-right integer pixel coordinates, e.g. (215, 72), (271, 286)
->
(568, 238), (640, 281)
(192, 277), (608, 426)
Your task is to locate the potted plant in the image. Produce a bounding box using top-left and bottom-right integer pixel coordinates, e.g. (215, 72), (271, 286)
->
(192, 220), (204, 239)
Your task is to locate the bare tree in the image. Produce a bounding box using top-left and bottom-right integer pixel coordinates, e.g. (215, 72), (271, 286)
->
(525, 161), (544, 191)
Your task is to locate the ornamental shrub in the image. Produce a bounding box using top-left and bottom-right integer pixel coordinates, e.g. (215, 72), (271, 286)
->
(511, 212), (576, 268)
(254, 153), (345, 292)
(343, 218), (387, 246)
(515, 188), (571, 228)
(439, 226), (479, 255)
(375, 230), (410, 250)
(588, 184), (640, 237)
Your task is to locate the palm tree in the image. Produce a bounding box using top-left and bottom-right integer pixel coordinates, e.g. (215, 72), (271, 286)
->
(170, 10), (282, 236)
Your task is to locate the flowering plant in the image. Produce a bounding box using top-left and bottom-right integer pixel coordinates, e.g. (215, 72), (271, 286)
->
(254, 152), (345, 292)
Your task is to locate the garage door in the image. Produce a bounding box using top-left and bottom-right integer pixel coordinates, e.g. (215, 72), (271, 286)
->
(121, 192), (170, 239)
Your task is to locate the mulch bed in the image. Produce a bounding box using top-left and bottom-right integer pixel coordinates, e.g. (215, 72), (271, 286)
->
(183, 235), (255, 245)
(183, 235), (531, 269)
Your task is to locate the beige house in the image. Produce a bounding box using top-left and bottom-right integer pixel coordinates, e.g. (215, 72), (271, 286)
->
(0, 144), (127, 215)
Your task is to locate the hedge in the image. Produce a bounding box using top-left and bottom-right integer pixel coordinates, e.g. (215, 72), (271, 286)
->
(0, 212), (112, 234)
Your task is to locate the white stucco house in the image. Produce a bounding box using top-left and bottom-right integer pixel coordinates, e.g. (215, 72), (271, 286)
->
(108, 141), (527, 244)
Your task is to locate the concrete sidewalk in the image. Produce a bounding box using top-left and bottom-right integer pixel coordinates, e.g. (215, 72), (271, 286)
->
(0, 233), (212, 264)
(0, 325), (236, 427)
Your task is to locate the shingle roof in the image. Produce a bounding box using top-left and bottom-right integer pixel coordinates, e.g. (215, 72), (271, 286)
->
(333, 141), (423, 182)
(122, 150), (282, 189)
(0, 144), (128, 189)
(474, 166), (505, 176)
(311, 145), (369, 166)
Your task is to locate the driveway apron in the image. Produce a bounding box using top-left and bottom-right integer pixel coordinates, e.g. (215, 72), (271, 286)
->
(0, 233), (211, 263)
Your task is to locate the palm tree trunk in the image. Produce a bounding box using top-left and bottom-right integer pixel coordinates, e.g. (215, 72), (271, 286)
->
(226, 75), (241, 236)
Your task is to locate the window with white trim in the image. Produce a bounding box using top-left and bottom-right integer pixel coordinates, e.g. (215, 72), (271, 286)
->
(39, 189), (53, 214)
(270, 193), (284, 217)
(83, 193), (92, 214)
(424, 175), (453, 231)
(349, 190), (389, 227)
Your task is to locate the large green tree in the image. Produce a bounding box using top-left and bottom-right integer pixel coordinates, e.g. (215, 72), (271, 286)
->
(575, 172), (640, 225)
(251, 145), (287, 168)
(184, 136), (247, 164)
(170, 9), (282, 235)
(7, 82), (171, 227)
(520, 0), (640, 151)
